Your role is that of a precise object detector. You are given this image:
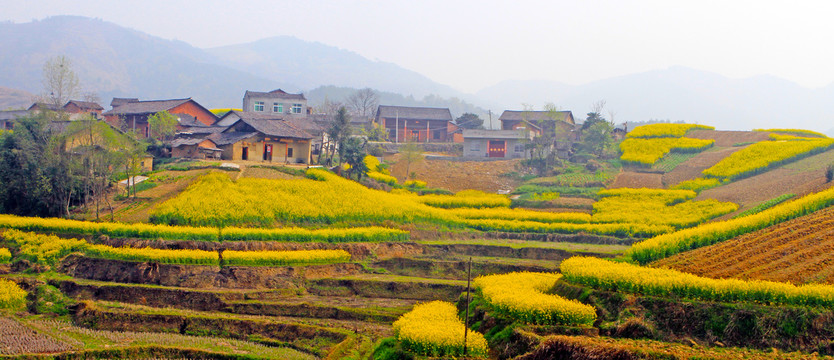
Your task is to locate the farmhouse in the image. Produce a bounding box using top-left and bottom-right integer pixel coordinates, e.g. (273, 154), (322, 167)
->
(0, 110), (28, 130)
(103, 98), (217, 138)
(210, 111), (313, 164)
(242, 89), (309, 117)
(375, 105), (456, 143)
(462, 129), (531, 158)
(63, 100), (104, 117)
(499, 110), (576, 138)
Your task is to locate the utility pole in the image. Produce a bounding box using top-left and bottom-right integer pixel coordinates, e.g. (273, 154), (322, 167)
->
(463, 256), (472, 357)
(488, 110), (493, 130)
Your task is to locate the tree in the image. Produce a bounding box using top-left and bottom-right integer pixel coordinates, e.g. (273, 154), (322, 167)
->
(583, 121), (615, 157)
(361, 121), (389, 141)
(147, 111), (178, 142)
(346, 88), (379, 119)
(323, 107), (352, 166)
(398, 141), (423, 182)
(454, 113), (484, 129)
(41, 55), (80, 108)
(0, 113), (82, 217)
(341, 137), (368, 180)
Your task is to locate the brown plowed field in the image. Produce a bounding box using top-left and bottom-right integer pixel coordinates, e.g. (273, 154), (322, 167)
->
(653, 206), (834, 285)
(386, 154), (522, 192)
(698, 149), (834, 210)
(686, 129), (770, 147)
(609, 171), (663, 189)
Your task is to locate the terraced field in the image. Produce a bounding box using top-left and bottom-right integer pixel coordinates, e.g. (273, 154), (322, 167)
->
(653, 206), (834, 284)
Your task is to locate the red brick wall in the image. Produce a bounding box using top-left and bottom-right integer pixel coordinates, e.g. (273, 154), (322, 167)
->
(170, 101), (217, 126)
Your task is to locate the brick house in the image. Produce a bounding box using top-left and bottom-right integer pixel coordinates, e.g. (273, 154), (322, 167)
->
(375, 105), (455, 143)
(242, 89), (308, 117)
(63, 100), (104, 117)
(103, 98), (217, 138)
(499, 110), (575, 137)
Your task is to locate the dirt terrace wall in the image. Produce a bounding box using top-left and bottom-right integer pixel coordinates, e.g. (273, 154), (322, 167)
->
(373, 257), (553, 279)
(55, 279), (228, 312)
(72, 303), (346, 356)
(309, 278), (464, 302)
(98, 238), (424, 260)
(410, 229), (634, 245)
(423, 244), (615, 261)
(552, 280), (834, 354)
(60, 255), (362, 289)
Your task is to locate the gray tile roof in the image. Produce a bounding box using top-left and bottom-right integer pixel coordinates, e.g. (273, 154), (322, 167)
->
(375, 105), (453, 121)
(224, 111), (313, 140)
(208, 131), (258, 146)
(177, 126), (227, 135)
(170, 137), (207, 148)
(284, 116), (323, 136)
(0, 110), (30, 121)
(463, 129), (528, 140)
(499, 110), (574, 124)
(103, 98), (192, 116)
(244, 89), (306, 101)
(110, 98), (139, 108)
(64, 100), (104, 110)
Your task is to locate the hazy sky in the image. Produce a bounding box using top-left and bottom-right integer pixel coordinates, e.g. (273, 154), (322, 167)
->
(4, 0), (834, 93)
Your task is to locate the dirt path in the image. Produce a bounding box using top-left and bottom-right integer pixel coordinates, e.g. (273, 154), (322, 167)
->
(110, 169), (213, 223)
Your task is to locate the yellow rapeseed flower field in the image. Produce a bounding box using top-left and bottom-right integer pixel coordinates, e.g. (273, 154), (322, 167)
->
(627, 123), (715, 139)
(392, 300), (488, 357)
(627, 185), (834, 264)
(703, 137), (834, 180)
(223, 249), (350, 266)
(620, 137), (714, 165)
(474, 272), (596, 326)
(561, 257), (834, 308)
(0, 279), (27, 310)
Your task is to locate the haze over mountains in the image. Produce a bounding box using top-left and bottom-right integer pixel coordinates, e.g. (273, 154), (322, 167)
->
(1, 15), (833, 132)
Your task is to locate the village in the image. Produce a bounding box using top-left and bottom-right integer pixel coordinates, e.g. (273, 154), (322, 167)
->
(3, 6), (834, 360)
(0, 88), (626, 173)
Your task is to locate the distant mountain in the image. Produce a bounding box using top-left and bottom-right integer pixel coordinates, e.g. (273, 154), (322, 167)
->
(305, 86), (488, 120)
(206, 37), (465, 99)
(0, 86), (34, 110)
(0, 16), (289, 108)
(477, 67), (834, 132)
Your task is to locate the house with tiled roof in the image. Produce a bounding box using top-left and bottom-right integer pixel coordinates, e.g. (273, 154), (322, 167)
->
(374, 105), (456, 143)
(242, 89), (308, 117)
(103, 98), (217, 138)
(63, 100), (104, 115)
(499, 110), (575, 136)
(171, 110), (314, 163)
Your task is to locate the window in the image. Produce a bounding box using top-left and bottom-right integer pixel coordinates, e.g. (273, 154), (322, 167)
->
(254, 101), (264, 112)
(287, 147), (294, 157)
(514, 144), (524, 153)
(292, 103), (302, 114)
(470, 140), (480, 151)
(273, 103), (281, 112)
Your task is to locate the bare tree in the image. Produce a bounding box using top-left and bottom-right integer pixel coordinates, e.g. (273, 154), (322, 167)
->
(317, 96), (345, 115)
(590, 99), (607, 116)
(41, 55), (80, 108)
(346, 88), (379, 119)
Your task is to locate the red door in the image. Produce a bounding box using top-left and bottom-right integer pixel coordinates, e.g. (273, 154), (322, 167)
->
(488, 140), (506, 158)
